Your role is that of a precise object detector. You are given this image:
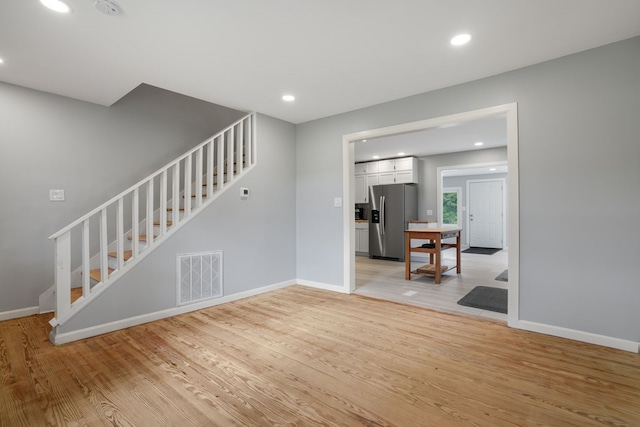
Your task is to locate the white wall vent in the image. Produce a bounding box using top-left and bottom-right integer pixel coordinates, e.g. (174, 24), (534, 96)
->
(177, 251), (223, 306)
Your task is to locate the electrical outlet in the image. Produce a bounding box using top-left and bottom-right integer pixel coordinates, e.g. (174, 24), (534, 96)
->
(427, 210), (433, 216)
(334, 197), (343, 208)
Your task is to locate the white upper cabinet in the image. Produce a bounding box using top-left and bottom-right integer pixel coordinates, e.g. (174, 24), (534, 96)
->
(354, 157), (418, 194)
(355, 162), (379, 175)
(377, 159), (395, 173)
(394, 157), (415, 171)
(355, 174), (367, 203)
(378, 172), (395, 185)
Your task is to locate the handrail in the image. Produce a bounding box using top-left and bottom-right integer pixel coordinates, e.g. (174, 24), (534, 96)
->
(49, 112), (253, 240)
(47, 112), (256, 329)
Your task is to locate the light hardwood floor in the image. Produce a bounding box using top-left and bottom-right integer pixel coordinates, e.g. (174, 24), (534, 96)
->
(356, 248), (509, 321)
(1, 285), (639, 426)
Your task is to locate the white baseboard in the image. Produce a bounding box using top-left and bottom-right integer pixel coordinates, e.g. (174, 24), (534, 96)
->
(0, 306), (39, 322)
(513, 319), (639, 353)
(296, 279), (349, 294)
(52, 279), (297, 345)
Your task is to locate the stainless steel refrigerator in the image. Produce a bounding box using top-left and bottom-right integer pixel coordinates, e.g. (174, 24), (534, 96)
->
(369, 184), (418, 261)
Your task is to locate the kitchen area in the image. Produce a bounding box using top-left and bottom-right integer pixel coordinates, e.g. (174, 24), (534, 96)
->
(353, 151), (508, 321)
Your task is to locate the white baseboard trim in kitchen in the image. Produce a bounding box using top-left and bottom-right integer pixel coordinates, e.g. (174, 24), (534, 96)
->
(514, 319), (639, 353)
(297, 279), (350, 294)
(52, 279), (297, 345)
(0, 306), (40, 322)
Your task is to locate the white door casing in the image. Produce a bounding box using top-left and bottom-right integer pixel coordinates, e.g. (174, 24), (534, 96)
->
(343, 102), (520, 328)
(468, 179), (504, 248)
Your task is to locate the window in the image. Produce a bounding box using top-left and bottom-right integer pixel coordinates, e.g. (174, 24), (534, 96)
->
(442, 187), (462, 226)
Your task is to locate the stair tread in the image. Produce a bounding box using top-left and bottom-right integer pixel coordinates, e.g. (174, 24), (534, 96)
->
(89, 268), (114, 282)
(153, 220), (173, 226)
(127, 235), (157, 242)
(166, 207), (185, 211)
(107, 250), (133, 261)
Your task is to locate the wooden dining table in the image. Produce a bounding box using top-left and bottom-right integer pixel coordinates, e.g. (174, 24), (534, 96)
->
(404, 227), (461, 284)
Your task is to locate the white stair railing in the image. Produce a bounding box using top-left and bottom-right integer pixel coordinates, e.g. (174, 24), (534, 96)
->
(48, 113), (256, 327)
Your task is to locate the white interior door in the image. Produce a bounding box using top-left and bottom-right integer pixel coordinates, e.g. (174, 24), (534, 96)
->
(468, 180), (503, 248)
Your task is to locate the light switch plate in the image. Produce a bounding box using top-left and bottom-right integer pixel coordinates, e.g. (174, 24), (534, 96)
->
(427, 209), (433, 216)
(240, 187), (250, 199)
(50, 189), (65, 201)
(334, 197), (343, 208)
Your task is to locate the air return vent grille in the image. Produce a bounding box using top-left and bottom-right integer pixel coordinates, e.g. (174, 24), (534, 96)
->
(177, 251), (222, 306)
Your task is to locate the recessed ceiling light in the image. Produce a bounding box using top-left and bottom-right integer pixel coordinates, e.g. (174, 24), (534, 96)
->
(372, 155), (380, 159)
(450, 33), (472, 46)
(0, 58), (4, 64)
(282, 95), (295, 102)
(474, 142), (484, 147)
(362, 139), (367, 142)
(489, 168), (497, 171)
(397, 152), (405, 156)
(40, 0), (71, 13)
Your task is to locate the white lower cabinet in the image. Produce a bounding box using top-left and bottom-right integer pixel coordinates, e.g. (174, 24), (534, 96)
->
(355, 222), (369, 254)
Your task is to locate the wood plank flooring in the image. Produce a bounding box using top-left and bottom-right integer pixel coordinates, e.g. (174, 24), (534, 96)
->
(1, 285), (639, 426)
(355, 249), (509, 321)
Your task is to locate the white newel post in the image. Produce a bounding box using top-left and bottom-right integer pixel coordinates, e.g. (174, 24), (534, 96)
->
(54, 231), (72, 319)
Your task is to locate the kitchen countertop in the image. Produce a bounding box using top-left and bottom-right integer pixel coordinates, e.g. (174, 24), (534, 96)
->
(408, 220), (434, 224)
(355, 219), (368, 223)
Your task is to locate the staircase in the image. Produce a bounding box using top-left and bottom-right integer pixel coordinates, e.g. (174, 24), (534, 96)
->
(45, 113), (256, 328)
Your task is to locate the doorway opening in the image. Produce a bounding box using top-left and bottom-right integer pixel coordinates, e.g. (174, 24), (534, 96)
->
(342, 103), (519, 326)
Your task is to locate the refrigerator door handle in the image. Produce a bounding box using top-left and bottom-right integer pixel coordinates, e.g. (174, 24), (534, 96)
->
(380, 195), (385, 235)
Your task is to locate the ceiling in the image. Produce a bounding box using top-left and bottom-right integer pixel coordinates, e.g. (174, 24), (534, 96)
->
(1, 1), (639, 124)
(354, 115), (507, 162)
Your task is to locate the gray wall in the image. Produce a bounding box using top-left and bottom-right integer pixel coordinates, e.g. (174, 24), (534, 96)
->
(296, 37), (640, 342)
(0, 83), (246, 312)
(443, 171), (508, 245)
(59, 114), (297, 333)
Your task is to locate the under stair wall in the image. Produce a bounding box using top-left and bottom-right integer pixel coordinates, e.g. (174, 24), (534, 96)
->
(0, 82), (247, 318)
(53, 114), (296, 343)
